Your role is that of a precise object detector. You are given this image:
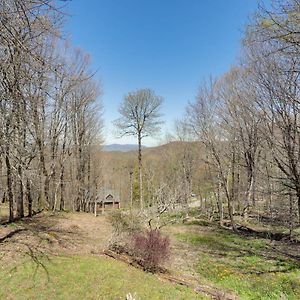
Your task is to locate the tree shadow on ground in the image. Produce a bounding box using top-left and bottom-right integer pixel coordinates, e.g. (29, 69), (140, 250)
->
(0, 212), (84, 279)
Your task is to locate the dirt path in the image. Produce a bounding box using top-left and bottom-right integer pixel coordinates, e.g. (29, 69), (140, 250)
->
(0, 212), (112, 265)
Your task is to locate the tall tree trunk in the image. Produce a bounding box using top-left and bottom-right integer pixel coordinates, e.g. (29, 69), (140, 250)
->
(296, 187), (300, 224)
(222, 147), (237, 232)
(16, 165), (24, 218)
(251, 165), (256, 207)
(229, 148), (236, 230)
(60, 119), (68, 211)
(59, 165), (65, 211)
(44, 176), (50, 209)
(138, 133), (143, 211)
(236, 160), (241, 215)
(130, 171), (133, 210)
(5, 151), (14, 222)
(32, 99), (49, 208)
(217, 175), (223, 225)
(243, 175), (253, 222)
(289, 191), (293, 239)
(26, 179), (32, 217)
(265, 161), (273, 217)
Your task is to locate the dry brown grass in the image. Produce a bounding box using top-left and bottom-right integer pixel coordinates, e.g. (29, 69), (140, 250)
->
(0, 211), (112, 265)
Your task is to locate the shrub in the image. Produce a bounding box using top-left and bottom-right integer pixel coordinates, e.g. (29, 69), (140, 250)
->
(108, 210), (143, 237)
(131, 229), (170, 272)
(108, 210), (143, 250)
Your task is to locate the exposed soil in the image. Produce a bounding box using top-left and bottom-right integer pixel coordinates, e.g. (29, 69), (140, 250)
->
(0, 212), (112, 265)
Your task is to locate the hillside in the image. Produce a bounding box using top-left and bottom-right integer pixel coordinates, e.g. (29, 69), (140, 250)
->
(1, 210), (300, 299)
(103, 144), (147, 152)
(0, 211), (206, 299)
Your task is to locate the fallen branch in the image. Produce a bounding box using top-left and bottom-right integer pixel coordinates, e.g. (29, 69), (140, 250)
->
(0, 228), (29, 243)
(103, 249), (239, 300)
(221, 221), (299, 242)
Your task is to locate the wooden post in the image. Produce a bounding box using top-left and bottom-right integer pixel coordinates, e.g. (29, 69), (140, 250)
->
(102, 201), (104, 214)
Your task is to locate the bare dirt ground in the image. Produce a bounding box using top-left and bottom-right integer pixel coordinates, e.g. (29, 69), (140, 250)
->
(0, 212), (112, 266)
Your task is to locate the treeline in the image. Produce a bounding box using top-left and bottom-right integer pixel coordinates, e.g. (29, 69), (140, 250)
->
(185, 0), (300, 232)
(0, 0), (102, 222)
(102, 142), (204, 219)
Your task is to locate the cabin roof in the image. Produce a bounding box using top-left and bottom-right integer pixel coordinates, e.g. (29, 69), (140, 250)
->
(95, 188), (120, 203)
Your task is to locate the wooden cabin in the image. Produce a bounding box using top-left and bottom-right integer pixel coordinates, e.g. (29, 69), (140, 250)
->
(92, 189), (120, 216)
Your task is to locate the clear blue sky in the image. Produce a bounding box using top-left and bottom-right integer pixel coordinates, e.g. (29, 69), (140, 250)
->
(65, 0), (264, 146)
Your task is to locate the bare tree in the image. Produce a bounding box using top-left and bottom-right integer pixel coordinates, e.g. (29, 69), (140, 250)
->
(186, 80), (237, 230)
(244, 0), (300, 223)
(114, 89), (163, 211)
(217, 68), (262, 220)
(0, 0), (104, 222)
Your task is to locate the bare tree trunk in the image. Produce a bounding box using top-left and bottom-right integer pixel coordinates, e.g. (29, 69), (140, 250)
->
(138, 133), (143, 211)
(16, 165), (24, 218)
(53, 180), (61, 212)
(59, 165), (65, 211)
(26, 179), (32, 218)
(296, 188), (300, 224)
(236, 160), (241, 215)
(130, 171), (133, 210)
(243, 176), (253, 222)
(265, 161), (273, 217)
(5, 151), (14, 222)
(217, 175), (223, 225)
(224, 146), (237, 232)
(289, 192), (293, 239)
(251, 166), (256, 207)
(16, 100), (24, 219)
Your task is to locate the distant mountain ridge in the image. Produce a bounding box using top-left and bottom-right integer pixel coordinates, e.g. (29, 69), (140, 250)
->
(102, 144), (147, 152)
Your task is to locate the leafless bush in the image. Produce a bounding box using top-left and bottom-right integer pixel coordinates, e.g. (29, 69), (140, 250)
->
(108, 210), (143, 249)
(130, 229), (170, 272)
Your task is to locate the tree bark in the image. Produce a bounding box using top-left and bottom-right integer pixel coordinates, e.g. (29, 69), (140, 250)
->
(217, 175), (223, 225)
(130, 171), (133, 210)
(16, 165), (24, 218)
(26, 179), (32, 218)
(138, 133), (143, 211)
(5, 151), (14, 222)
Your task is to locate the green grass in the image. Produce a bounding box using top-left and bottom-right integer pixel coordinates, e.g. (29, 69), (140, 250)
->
(0, 255), (206, 300)
(176, 229), (300, 299)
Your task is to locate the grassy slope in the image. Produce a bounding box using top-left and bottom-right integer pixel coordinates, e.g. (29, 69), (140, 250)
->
(2, 209), (300, 299)
(0, 211), (206, 299)
(175, 225), (300, 300)
(0, 255), (206, 300)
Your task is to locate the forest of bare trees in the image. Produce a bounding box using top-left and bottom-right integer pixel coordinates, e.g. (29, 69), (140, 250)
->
(0, 0), (103, 221)
(2, 0), (300, 237)
(2, 1), (300, 298)
(183, 0), (300, 234)
(100, 0), (300, 238)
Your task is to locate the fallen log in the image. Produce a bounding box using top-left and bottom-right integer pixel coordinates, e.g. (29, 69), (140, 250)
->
(221, 221), (299, 242)
(103, 249), (239, 300)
